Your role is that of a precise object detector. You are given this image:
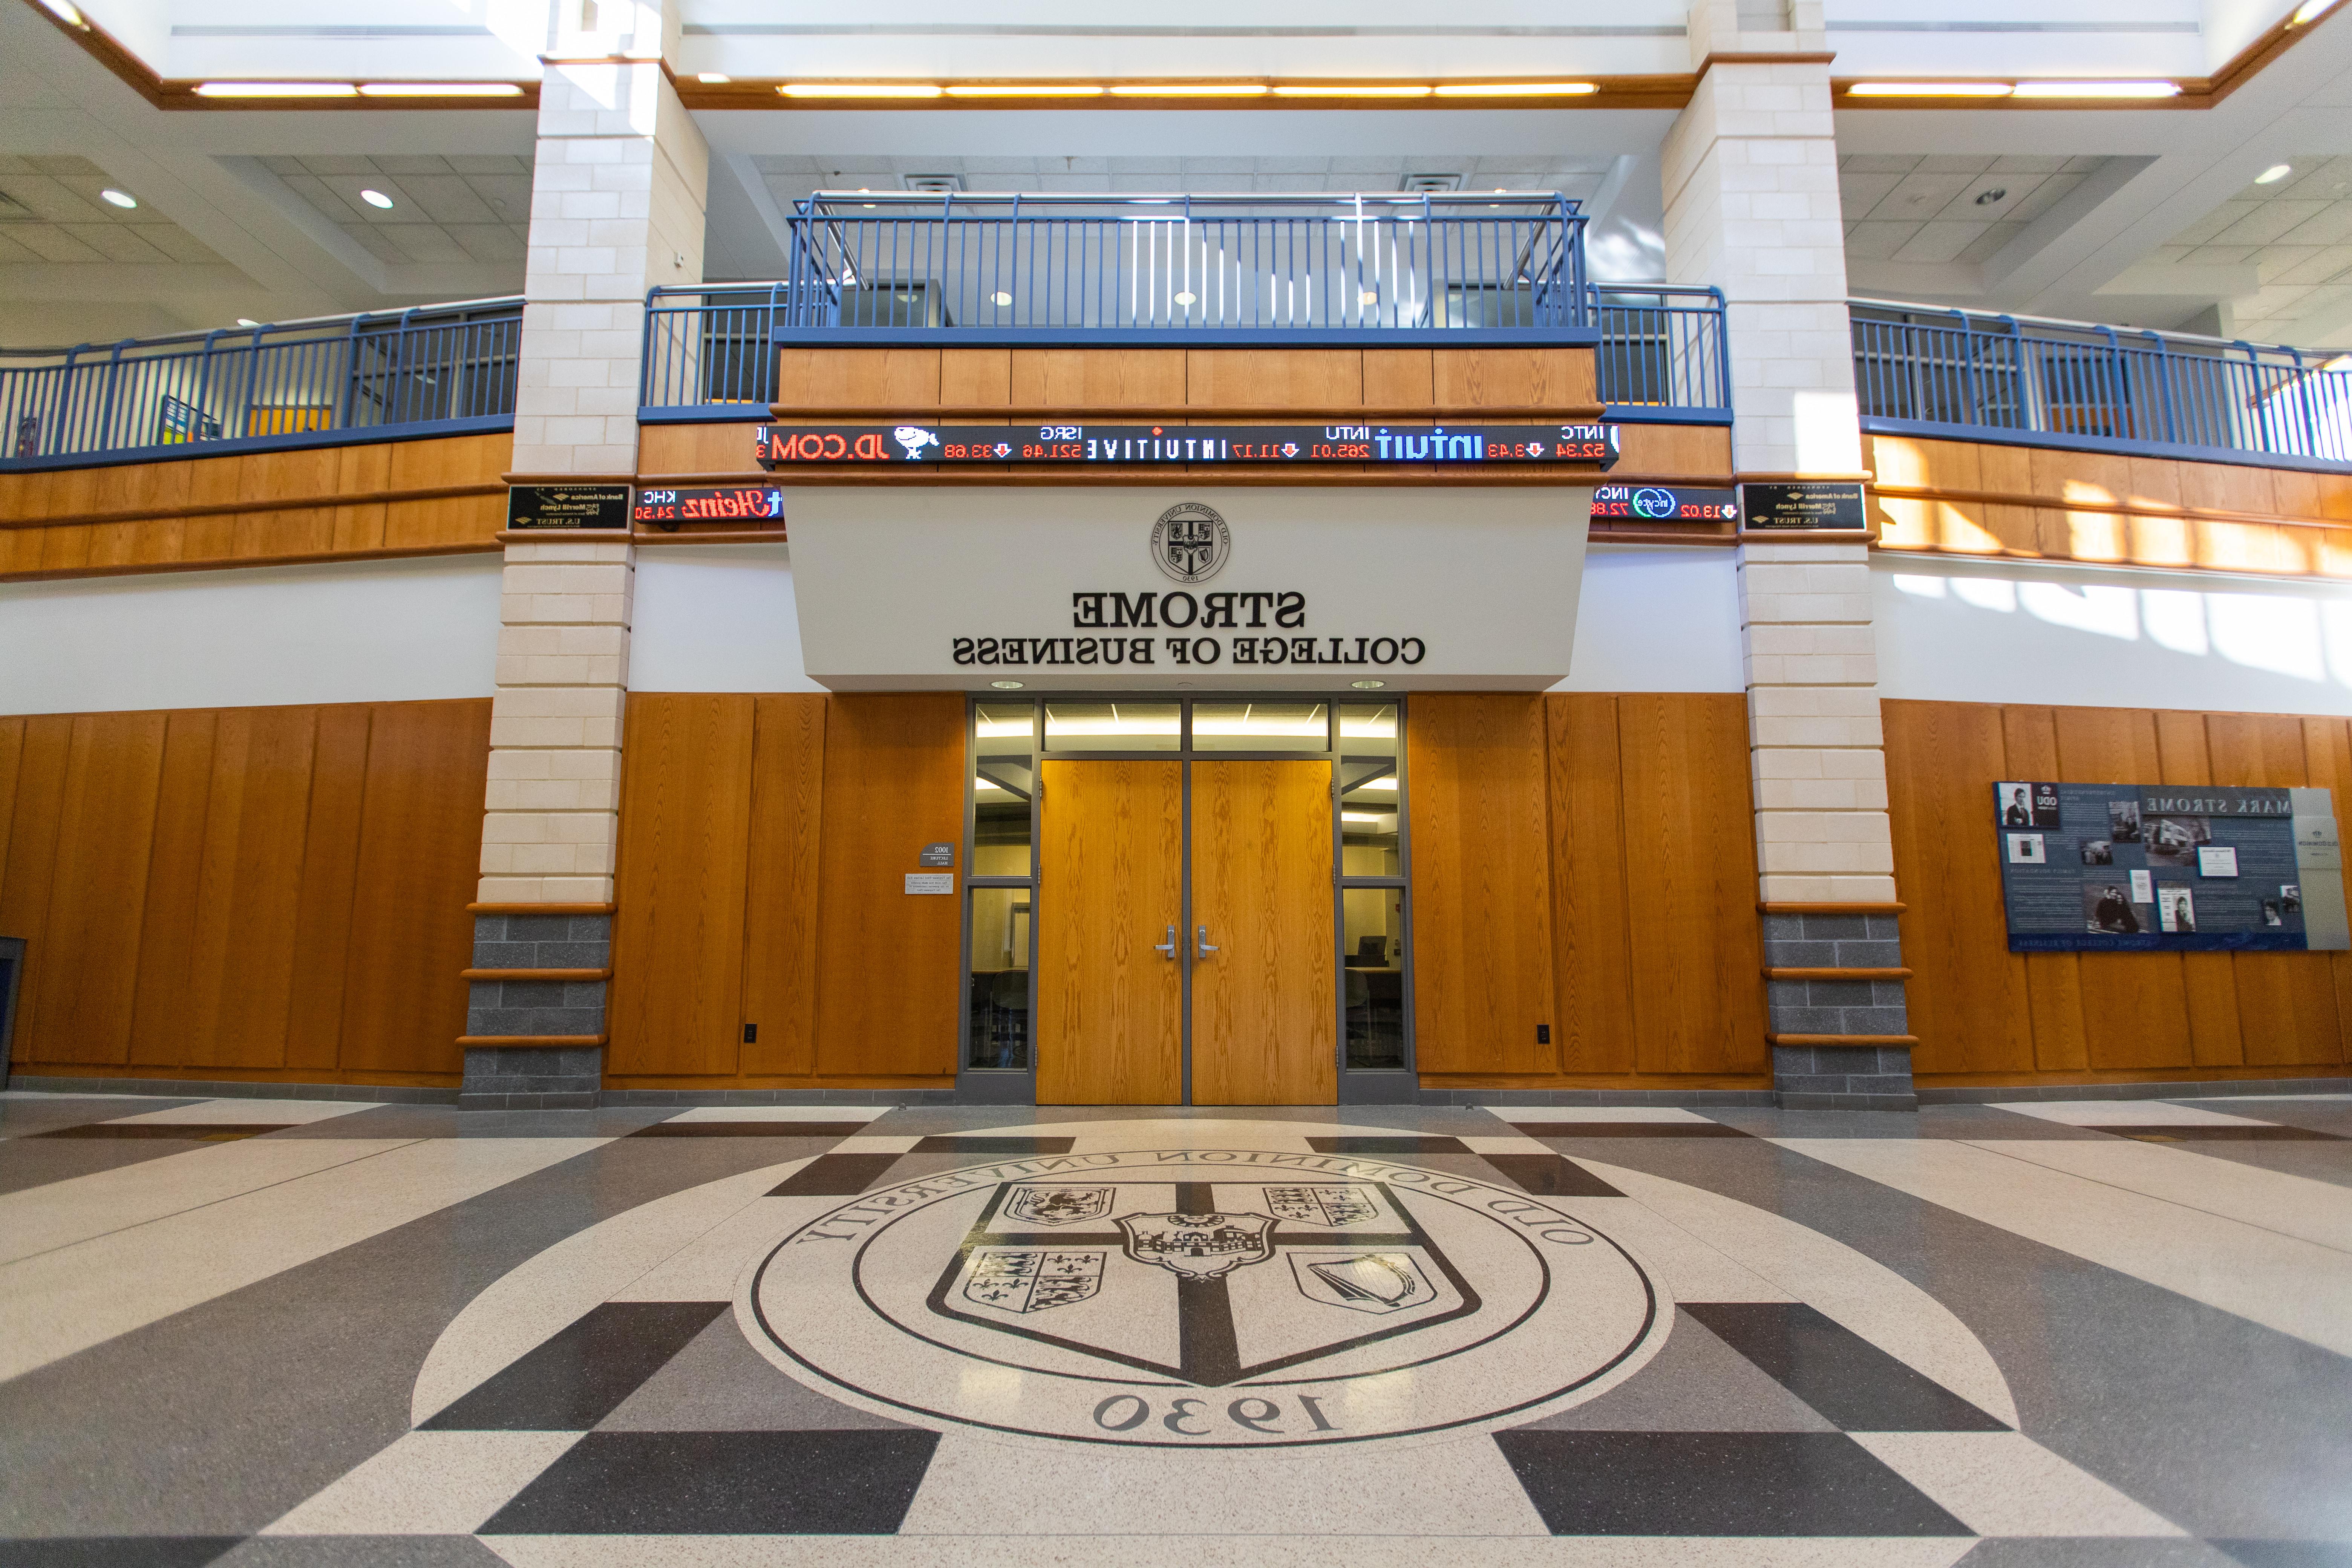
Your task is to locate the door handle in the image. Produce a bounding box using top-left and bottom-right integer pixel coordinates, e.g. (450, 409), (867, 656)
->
(1197, 924), (1219, 958)
(1153, 924), (1176, 959)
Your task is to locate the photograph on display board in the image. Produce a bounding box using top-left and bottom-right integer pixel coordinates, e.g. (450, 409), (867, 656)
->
(2007, 833), (2047, 865)
(2158, 886), (2198, 933)
(2263, 899), (2286, 927)
(2081, 839), (2114, 865)
(2284, 884), (2303, 914)
(1996, 782), (2063, 827)
(2108, 800), (2144, 842)
(2083, 878), (2148, 934)
(2199, 845), (2240, 877)
(2146, 815), (2212, 867)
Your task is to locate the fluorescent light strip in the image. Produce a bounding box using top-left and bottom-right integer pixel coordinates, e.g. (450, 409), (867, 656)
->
(1108, 83), (1270, 96)
(193, 81), (359, 97)
(779, 83), (945, 98)
(1431, 81), (1597, 96)
(37, 0), (87, 27)
(1273, 84), (1435, 97)
(1846, 81), (2014, 97)
(2291, 0), (2339, 23)
(1341, 812), (1390, 824)
(944, 84), (1105, 97)
(2011, 80), (2180, 97)
(356, 82), (524, 97)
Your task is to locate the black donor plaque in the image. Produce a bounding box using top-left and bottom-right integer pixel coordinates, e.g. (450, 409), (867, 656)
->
(756, 422), (1620, 470)
(1996, 781), (2308, 953)
(508, 483), (633, 530)
(1741, 481), (1867, 530)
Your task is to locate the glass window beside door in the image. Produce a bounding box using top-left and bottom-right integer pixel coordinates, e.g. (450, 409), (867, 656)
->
(1339, 702), (1407, 1072)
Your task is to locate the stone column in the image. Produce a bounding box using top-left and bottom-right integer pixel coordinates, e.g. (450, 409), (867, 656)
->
(459, 2), (707, 1108)
(1667, 1), (1915, 1108)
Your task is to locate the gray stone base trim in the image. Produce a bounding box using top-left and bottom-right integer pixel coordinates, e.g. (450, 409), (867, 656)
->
(1920, 1076), (2352, 1104)
(470, 913), (611, 1041)
(1772, 1044), (1917, 1111)
(461, 1044), (602, 1107)
(3, 1075), (456, 1104)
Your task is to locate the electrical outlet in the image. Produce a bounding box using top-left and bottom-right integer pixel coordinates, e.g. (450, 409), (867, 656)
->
(742, 1023), (758, 1043)
(1536, 1024), (1551, 1044)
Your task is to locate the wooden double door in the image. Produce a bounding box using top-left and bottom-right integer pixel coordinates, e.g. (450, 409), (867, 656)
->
(1035, 758), (1336, 1104)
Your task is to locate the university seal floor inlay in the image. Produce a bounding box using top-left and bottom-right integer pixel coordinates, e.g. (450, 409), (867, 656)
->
(5, 1095), (2352, 1564)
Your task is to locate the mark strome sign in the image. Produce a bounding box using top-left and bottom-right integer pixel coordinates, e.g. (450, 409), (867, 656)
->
(756, 421), (1620, 469)
(950, 503), (1427, 671)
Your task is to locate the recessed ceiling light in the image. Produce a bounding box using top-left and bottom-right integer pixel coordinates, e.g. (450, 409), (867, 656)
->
(779, 83), (943, 98)
(2009, 80), (2180, 98)
(991, 291), (1014, 305)
(192, 81), (358, 97)
(236, 318), (260, 327)
(1351, 679), (1387, 689)
(99, 188), (136, 208)
(37, 0), (87, 27)
(1173, 291), (1197, 305)
(360, 188), (395, 209)
(1847, 81), (2013, 97)
(1431, 81), (1598, 96)
(2291, 0), (2339, 23)
(2256, 163), (2293, 184)
(356, 82), (524, 97)
(697, 73), (731, 84)
(1974, 187), (2008, 205)
(989, 680), (1024, 689)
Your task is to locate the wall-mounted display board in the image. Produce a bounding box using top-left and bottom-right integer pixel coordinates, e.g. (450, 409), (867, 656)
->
(631, 485), (786, 530)
(1995, 782), (2349, 952)
(755, 423), (1620, 470)
(507, 484), (632, 530)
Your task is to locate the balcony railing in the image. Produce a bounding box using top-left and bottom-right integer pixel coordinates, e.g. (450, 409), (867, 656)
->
(1591, 285), (1732, 420)
(0, 299), (524, 470)
(1853, 301), (2352, 470)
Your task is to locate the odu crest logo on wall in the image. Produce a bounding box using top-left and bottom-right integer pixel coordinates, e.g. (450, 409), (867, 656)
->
(1151, 502), (1231, 583)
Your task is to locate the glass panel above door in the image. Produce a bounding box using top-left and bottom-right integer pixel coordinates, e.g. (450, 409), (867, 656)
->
(1339, 703), (1401, 871)
(974, 701), (1034, 876)
(1043, 700), (1181, 752)
(1189, 701), (1330, 753)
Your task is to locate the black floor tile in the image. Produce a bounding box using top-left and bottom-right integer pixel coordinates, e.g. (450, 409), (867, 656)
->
(1493, 1430), (1971, 1536)
(767, 1153), (905, 1195)
(1307, 1136), (1470, 1154)
(908, 1136), (1077, 1154)
(421, 1302), (727, 1431)
(0, 1541), (242, 1568)
(1683, 1301), (2009, 1432)
(2103, 1127), (2342, 1142)
(1479, 1152), (1626, 1197)
(627, 1122), (867, 1138)
(1509, 1121), (1752, 1139)
(479, 1430), (941, 1534)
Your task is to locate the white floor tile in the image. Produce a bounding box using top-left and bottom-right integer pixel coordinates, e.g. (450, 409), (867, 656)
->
(1851, 1432), (2185, 1537)
(106, 1098), (380, 1125)
(1778, 1137), (2352, 1359)
(261, 1431), (580, 1535)
(1968, 1138), (2352, 1256)
(1989, 1101), (2273, 1127)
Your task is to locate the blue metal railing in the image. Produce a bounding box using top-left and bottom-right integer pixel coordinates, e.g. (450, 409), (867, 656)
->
(1592, 285), (1732, 418)
(0, 299), (524, 468)
(1852, 301), (2352, 469)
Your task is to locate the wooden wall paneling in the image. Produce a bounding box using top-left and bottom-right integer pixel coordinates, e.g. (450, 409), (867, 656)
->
(1545, 696), (1636, 1074)
(1882, 701), (2036, 1076)
(331, 443), (394, 553)
(2151, 709), (2245, 1066)
(1994, 706), (2089, 1071)
(635, 423), (761, 476)
(0, 716), (72, 1062)
(2207, 713), (2343, 1066)
(738, 694), (829, 1077)
(810, 693), (969, 1078)
(775, 348), (943, 411)
(606, 694), (756, 1077)
(0, 716), (23, 903)
(2300, 717), (2352, 1063)
(2049, 707), (2194, 1072)
(1406, 694), (1557, 1076)
(29, 712), (168, 1065)
(1432, 349), (1595, 408)
(179, 707), (320, 1068)
(126, 711), (219, 1066)
(1008, 349), (1187, 410)
(336, 699), (488, 1075)
(238, 449), (338, 559)
(1616, 693), (1768, 1074)
(1186, 350), (1364, 409)
(284, 704), (375, 1071)
(38, 525), (93, 574)
(1615, 424), (1733, 480)
(940, 348), (1013, 407)
(1361, 350), (1433, 408)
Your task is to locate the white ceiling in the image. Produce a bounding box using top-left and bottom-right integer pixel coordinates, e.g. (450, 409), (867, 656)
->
(257, 153), (533, 270)
(1839, 155), (2099, 270)
(0, 155), (226, 269)
(749, 154), (1618, 205)
(2153, 154), (2352, 338)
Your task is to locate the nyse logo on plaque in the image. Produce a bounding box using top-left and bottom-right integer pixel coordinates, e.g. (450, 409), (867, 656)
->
(1152, 502), (1231, 584)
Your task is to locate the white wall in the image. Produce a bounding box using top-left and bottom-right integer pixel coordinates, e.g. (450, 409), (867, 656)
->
(0, 554), (502, 716)
(1556, 545), (1746, 694)
(1875, 554), (2352, 717)
(628, 543), (823, 693)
